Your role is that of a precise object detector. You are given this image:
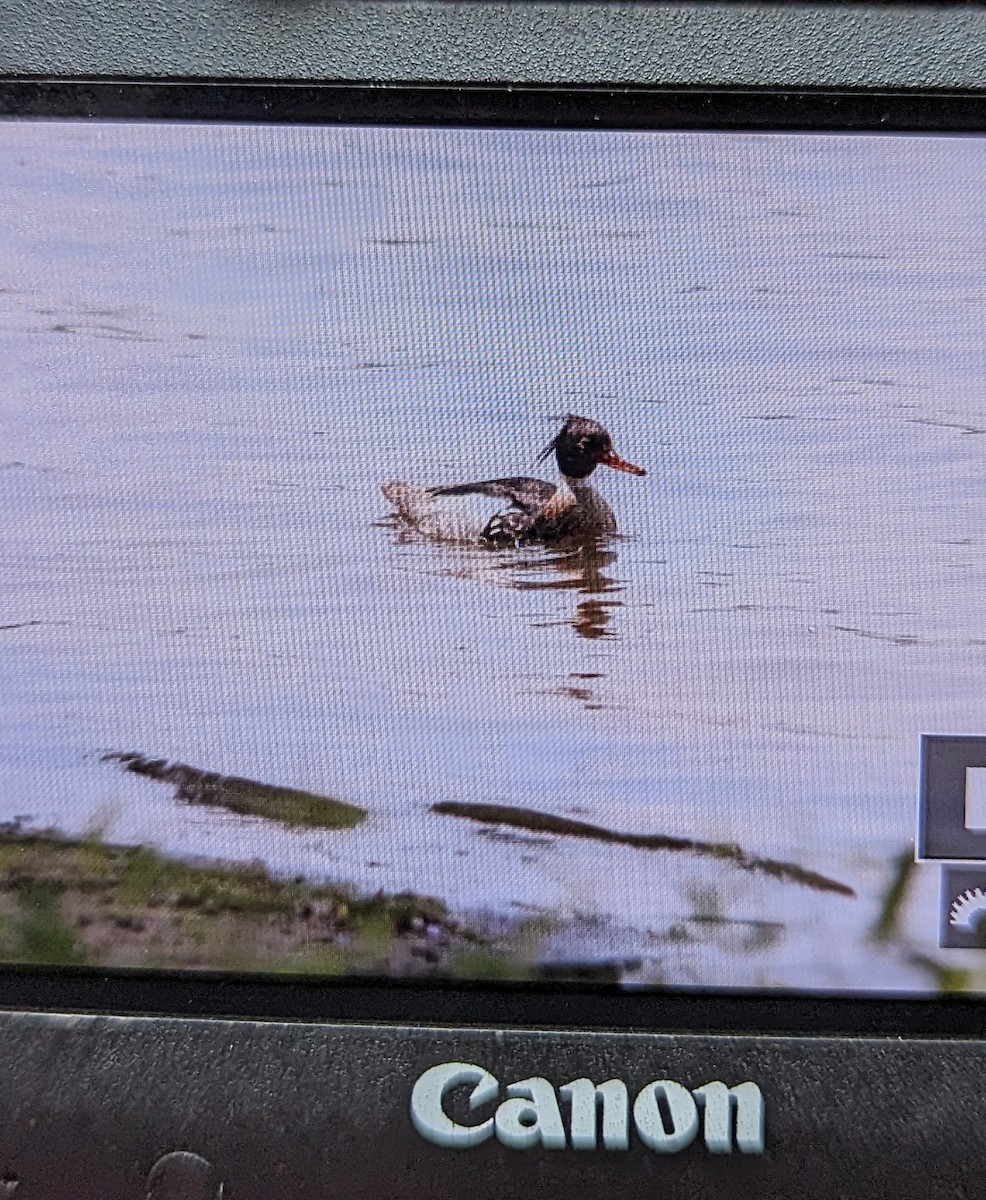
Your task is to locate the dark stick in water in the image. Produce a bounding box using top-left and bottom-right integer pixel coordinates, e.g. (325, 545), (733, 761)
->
(432, 801), (856, 898)
(103, 752), (366, 831)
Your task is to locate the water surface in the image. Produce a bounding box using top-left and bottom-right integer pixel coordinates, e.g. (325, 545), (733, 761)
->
(2, 121), (986, 989)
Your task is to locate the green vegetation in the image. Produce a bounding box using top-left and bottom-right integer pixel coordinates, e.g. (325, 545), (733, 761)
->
(103, 752), (366, 830)
(909, 955), (971, 994)
(0, 822), (463, 975)
(870, 849), (916, 943)
(450, 945), (533, 981)
(10, 818), (980, 995)
(4, 882), (87, 967)
(0, 820), (582, 982)
(448, 914), (554, 981)
(867, 846), (986, 995)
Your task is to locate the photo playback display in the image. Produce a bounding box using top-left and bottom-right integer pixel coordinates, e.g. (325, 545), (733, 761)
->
(1, 120), (985, 994)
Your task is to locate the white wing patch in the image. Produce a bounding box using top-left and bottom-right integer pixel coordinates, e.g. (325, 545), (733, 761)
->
(381, 480), (509, 544)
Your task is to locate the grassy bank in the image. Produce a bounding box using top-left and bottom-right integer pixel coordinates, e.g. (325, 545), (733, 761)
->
(0, 821), (525, 977)
(0, 821), (975, 992)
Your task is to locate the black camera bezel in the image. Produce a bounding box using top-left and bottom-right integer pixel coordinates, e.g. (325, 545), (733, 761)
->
(2, 76), (985, 1036)
(2, 77), (986, 131)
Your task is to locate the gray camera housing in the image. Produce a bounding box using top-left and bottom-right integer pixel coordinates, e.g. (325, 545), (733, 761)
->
(2, 2), (986, 92)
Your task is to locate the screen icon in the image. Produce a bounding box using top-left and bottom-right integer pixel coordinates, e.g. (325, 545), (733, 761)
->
(940, 866), (986, 948)
(918, 736), (986, 860)
(964, 768), (986, 831)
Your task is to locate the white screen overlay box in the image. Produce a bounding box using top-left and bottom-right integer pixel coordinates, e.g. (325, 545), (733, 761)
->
(964, 767), (986, 831)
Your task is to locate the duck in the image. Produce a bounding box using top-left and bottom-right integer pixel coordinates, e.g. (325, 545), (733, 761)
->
(382, 415), (646, 548)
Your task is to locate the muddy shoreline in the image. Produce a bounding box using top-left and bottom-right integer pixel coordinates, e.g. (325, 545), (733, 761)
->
(0, 821), (531, 978)
(0, 819), (977, 993)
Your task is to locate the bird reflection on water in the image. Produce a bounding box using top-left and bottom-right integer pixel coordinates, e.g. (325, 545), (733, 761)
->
(502, 538), (624, 641)
(384, 517), (627, 644)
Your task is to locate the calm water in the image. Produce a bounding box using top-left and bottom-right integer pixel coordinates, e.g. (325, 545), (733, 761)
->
(2, 120), (986, 990)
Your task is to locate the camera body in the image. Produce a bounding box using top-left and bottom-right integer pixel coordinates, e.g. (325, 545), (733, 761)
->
(3, 1), (986, 91)
(2, 4), (986, 1199)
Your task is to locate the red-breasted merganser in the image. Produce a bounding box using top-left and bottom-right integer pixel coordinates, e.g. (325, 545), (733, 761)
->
(382, 415), (646, 547)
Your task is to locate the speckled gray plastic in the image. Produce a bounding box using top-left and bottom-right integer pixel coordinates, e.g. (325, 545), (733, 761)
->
(1, 2), (985, 90)
(0, 1012), (984, 1198)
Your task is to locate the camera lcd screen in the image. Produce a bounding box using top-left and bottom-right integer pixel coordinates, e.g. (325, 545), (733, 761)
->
(2, 115), (984, 996)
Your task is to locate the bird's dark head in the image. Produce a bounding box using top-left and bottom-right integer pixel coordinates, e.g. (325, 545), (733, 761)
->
(539, 414), (646, 481)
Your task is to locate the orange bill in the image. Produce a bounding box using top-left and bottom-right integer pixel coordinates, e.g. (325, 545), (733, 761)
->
(600, 450), (646, 476)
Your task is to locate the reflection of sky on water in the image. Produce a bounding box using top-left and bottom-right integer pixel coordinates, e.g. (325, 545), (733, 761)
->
(2, 121), (986, 989)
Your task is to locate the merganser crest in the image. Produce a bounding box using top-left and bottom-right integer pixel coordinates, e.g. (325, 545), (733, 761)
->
(409, 1062), (766, 1155)
(382, 414), (646, 547)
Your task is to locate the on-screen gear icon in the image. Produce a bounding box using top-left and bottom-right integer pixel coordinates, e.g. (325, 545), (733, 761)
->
(941, 867), (986, 948)
(949, 887), (986, 929)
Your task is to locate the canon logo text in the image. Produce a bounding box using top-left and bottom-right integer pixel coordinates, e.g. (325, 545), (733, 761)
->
(410, 1062), (765, 1155)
